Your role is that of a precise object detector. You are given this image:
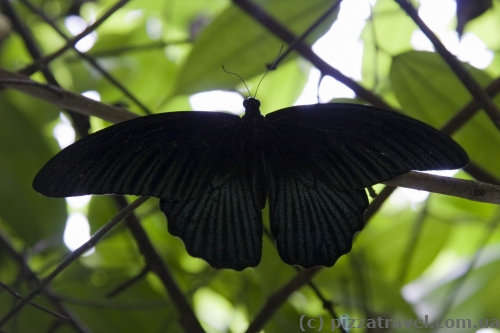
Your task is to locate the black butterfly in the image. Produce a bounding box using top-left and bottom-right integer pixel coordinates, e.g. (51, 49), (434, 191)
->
(33, 99), (468, 270)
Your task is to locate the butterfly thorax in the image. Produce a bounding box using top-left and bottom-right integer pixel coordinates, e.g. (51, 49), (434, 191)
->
(241, 98), (266, 144)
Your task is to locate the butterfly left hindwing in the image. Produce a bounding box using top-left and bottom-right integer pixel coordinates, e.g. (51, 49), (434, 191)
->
(160, 128), (266, 270)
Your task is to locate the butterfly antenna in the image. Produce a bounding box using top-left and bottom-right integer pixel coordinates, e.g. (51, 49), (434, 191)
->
(254, 45), (284, 99)
(222, 65), (252, 97)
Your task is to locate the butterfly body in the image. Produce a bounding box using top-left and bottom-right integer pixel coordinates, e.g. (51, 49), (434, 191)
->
(34, 99), (468, 270)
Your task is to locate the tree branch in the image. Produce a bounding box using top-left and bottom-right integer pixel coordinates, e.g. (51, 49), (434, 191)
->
(0, 71), (137, 123)
(384, 171), (500, 204)
(395, 0), (500, 130)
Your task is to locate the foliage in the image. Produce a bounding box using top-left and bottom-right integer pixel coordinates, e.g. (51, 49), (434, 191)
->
(0, 0), (500, 332)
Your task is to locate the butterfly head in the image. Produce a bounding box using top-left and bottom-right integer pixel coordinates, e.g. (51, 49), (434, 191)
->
(243, 97), (262, 119)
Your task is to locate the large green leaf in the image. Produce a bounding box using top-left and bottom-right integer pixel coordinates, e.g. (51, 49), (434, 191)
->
(390, 51), (500, 179)
(0, 96), (66, 246)
(171, 0), (339, 96)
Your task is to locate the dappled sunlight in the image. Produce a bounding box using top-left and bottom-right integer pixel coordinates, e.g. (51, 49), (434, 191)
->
(66, 195), (92, 209)
(189, 90), (245, 114)
(64, 15), (97, 52)
(53, 113), (75, 149)
(63, 212), (94, 255)
(411, 0), (493, 69)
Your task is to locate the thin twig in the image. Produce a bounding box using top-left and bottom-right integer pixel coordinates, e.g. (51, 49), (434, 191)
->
(395, 0), (500, 129)
(270, 0), (343, 68)
(397, 202), (429, 284)
(0, 230), (94, 333)
(52, 294), (169, 310)
(19, 0), (153, 115)
(19, 0), (130, 76)
(441, 75), (500, 135)
(0, 281), (69, 321)
(304, 281), (347, 333)
(464, 163), (500, 186)
(245, 267), (322, 333)
(232, 0), (394, 110)
(0, 196), (149, 329)
(106, 265), (151, 298)
(87, 40), (191, 58)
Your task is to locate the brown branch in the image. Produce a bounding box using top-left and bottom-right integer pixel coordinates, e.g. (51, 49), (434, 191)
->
(245, 267), (322, 333)
(0, 71), (138, 123)
(19, 0), (130, 76)
(384, 171), (500, 204)
(395, 0), (500, 130)
(19, 0), (153, 115)
(113, 197), (205, 333)
(0, 197), (149, 329)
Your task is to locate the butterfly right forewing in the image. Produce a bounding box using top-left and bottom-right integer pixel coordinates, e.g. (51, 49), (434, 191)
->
(33, 112), (242, 201)
(265, 103), (468, 191)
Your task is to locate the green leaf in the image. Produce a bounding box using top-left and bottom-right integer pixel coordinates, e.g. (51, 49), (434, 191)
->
(0, 97), (66, 246)
(171, 0), (338, 96)
(390, 50), (500, 179)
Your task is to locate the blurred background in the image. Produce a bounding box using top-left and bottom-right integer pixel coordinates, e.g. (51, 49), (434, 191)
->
(0, 0), (500, 332)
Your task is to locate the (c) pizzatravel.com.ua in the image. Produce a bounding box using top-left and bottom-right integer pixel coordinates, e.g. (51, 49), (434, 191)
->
(299, 315), (500, 331)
